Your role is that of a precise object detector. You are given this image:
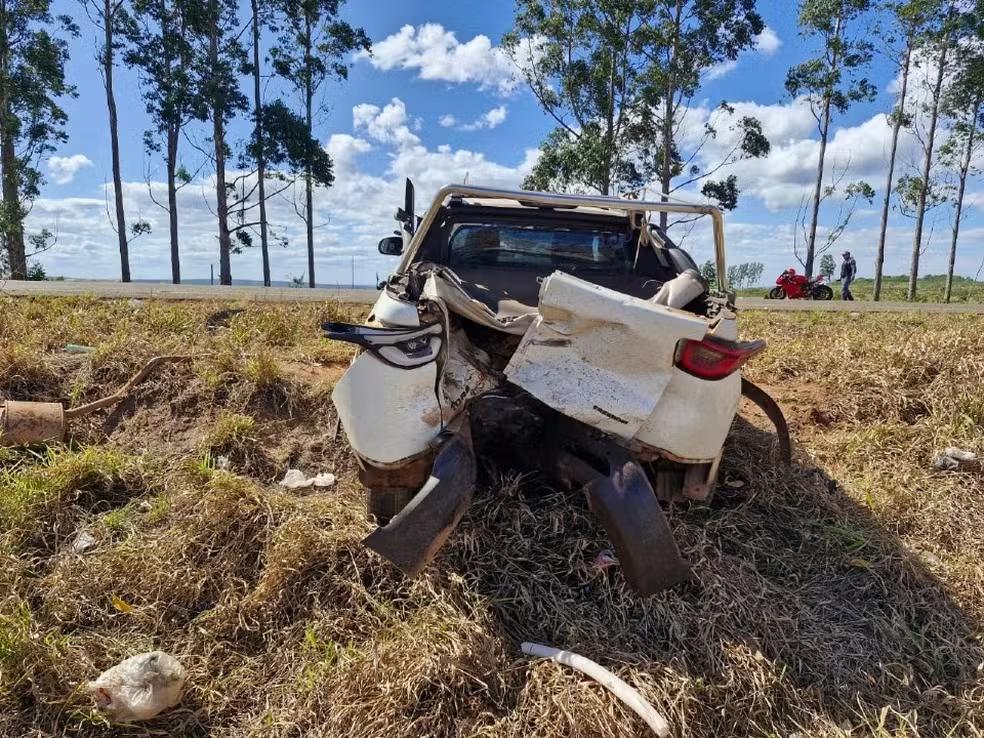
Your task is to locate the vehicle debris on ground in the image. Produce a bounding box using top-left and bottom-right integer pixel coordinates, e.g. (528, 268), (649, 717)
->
(0, 355), (193, 446)
(521, 641), (671, 737)
(932, 446), (980, 472)
(325, 181), (791, 596)
(86, 651), (186, 723)
(278, 469), (337, 489)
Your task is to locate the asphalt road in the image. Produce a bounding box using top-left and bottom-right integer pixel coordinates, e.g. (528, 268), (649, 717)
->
(0, 280), (375, 304)
(3, 279), (984, 313)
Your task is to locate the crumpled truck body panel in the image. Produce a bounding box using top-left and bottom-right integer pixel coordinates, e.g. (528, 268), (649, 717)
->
(369, 289), (421, 328)
(633, 369), (741, 462)
(330, 313), (498, 467)
(322, 184), (792, 596)
(331, 353), (441, 465)
(504, 272), (738, 462)
(634, 315), (741, 461)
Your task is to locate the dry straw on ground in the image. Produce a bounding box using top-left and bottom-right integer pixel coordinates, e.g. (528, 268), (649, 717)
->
(1, 298), (983, 737)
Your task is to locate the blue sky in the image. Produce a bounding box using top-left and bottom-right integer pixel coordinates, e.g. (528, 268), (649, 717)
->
(27, 0), (984, 285)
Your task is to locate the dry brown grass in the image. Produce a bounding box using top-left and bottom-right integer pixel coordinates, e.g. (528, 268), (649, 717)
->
(2, 299), (984, 737)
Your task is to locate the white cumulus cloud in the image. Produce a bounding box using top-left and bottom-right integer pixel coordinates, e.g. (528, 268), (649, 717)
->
(439, 114), (457, 128)
(673, 97), (926, 211)
(352, 98), (421, 148)
(47, 154), (93, 185)
(30, 98), (540, 284)
(706, 60), (738, 81)
(458, 106), (508, 131)
(755, 27), (781, 56)
(706, 26), (782, 81)
(358, 23), (522, 94)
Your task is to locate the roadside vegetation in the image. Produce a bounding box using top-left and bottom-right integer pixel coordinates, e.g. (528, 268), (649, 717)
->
(740, 274), (984, 303)
(1, 297), (983, 737)
(846, 275), (984, 303)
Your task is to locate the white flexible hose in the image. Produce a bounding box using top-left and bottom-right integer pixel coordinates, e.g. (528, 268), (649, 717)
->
(521, 641), (671, 737)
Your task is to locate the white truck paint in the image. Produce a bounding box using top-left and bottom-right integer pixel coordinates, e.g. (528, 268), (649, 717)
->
(331, 352), (441, 465)
(331, 314), (497, 466)
(369, 289), (421, 328)
(631, 315), (741, 462)
(337, 271), (743, 467)
(505, 273), (710, 440)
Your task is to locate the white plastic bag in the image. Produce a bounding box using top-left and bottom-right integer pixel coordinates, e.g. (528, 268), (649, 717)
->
(279, 469), (336, 489)
(87, 651), (186, 723)
(279, 469), (308, 488)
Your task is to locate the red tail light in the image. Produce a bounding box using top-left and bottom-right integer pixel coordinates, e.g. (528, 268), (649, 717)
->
(675, 337), (766, 381)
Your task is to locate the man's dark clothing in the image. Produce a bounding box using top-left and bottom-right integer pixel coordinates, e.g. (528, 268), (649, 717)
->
(840, 256), (857, 301)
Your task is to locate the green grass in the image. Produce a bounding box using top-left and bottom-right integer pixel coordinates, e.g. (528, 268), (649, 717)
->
(0, 447), (150, 553)
(204, 411), (258, 451)
(849, 275), (984, 302)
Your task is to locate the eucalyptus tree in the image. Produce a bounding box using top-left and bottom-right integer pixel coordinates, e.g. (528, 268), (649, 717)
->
(0, 1), (78, 279)
(786, 0), (877, 278)
(270, 0), (369, 287)
(506, 0), (770, 230)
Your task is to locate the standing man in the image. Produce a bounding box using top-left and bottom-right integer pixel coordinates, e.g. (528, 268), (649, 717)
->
(840, 251), (857, 301)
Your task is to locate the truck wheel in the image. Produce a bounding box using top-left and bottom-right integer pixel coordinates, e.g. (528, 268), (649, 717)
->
(366, 487), (416, 525)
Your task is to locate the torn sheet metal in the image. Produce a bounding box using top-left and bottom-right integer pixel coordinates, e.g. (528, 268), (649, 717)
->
(363, 412), (476, 576)
(421, 269), (537, 336)
(438, 328), (500, 418)
(505, 272), (708, 440)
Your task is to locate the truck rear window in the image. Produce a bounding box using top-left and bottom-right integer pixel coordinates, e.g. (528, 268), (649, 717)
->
(448, 223), (633, 273)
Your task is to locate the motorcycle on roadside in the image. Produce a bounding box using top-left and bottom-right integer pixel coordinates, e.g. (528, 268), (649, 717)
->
(767, 269), (834, 300)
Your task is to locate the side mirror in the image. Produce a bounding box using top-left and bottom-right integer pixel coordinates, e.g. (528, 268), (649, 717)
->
(378, 236), (403, 256)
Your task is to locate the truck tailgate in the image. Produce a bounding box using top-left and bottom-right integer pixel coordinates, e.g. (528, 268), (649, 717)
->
(504, 272), (709, 439)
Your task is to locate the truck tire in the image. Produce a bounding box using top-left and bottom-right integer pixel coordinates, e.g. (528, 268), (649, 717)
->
(366, 487), (416, 525)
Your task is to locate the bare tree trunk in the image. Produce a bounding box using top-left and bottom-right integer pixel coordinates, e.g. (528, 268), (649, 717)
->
(659, 89), (672, 229)
(304, 11), (315, 288)
(250, 0), (270, 287)
(874, 41), (911, 301)
(163, 1), (181, 284)
(104, 0), (129, 282)
(907, 42), (948, 301)
(166, 126), (181, 284)
(602, 49), (615, 197)
(0, 1), (26, 280)
(211, 19), (232, 286)
(802, 13), (844, 281)
(0, 131), (24, 279)
(659, 0), (683, 231)
(803, 100), (831, 280)
(944, 104), (976, 304)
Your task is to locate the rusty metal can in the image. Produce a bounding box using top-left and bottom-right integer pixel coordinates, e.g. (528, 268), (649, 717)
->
(0, 401), (66, 445)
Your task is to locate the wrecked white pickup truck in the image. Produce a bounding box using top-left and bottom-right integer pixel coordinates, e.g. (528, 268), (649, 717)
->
(324, 181), (789, 596)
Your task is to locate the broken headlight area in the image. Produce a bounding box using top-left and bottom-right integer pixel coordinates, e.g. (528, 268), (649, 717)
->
(322, 321), (444, 368)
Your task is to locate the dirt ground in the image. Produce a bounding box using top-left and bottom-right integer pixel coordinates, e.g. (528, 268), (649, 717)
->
(1, 298), (983, 737)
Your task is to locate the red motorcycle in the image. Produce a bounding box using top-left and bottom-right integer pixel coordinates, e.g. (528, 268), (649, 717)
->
(768, 270), (833, 300)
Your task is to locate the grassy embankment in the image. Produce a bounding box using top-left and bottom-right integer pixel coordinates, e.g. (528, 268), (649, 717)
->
(1, 297), (983, 737)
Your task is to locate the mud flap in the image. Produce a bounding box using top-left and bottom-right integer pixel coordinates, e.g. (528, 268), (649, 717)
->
(554, 446), (692, 596)
(362, 412), (476, 576)
(741, 378), (792, 465)
(468, 392), (692, 597)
